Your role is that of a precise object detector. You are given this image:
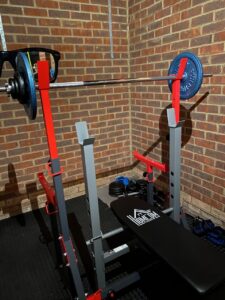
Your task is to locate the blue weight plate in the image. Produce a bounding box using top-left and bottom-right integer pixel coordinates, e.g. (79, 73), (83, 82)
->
(16, 52), (37, 120)
(168, 52), (203, 100)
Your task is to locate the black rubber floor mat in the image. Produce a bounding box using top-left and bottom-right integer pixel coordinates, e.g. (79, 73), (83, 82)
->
(0, 196), (127, 300)
(0, 213), (70, 300)
(1, 197), (225, 300)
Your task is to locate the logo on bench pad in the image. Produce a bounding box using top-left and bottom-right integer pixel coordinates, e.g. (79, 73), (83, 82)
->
(127, 209), (160, 226)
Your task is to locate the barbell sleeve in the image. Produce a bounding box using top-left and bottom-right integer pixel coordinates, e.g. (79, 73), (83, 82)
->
(0, 86), (6, 92)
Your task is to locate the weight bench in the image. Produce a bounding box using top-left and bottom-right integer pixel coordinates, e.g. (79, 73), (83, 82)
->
(110, 195), (225, 294)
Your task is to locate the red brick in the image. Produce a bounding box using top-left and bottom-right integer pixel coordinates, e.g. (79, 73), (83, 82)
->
(194, 154), (214, 166)
(191, 35), (212, 47)
(171, 40), (189, 50)
(1, 142), (18, 150)
(180, 28), (201, 39)
(41, 36), (62, 44)
(81, 4), (100, 12)
(193, 184), (212, 197)
(195, 138), (216, 150)
(214, 31), (225, 42)
(13, 17), (37, 25)
(164, 0), (178, 6)
(155, 6), (171, 19)
(39, 18), (60, 27)
(206, 132), (225, 144)
(35, 0), (59, 8)
(51, 28), (72, 36)
(215, 161), (225, 172)
(207, 115), (225, 124)
(192, 13), (213, 27)
(27, 27), (49, 35)
(212, 193), (225, 206)
(24, 7), (48, 16)
(203, 181), (223, 194)
(197, 104), (218, 114)
(172, 20), (189, 32)
(5, 25), (26, 34)
(206, 149), (225, 162)
(219, 125), (225, 134)
(1, 6), (23, 15)
(59, 2), (80, 10)
(71, 12), (91, 21)
(10, 0), (34, 5)
(196, 122), (217, 132)
(200, 43), (224, 55)
(204, 166), (225, 179)
(203, 20), (225, 34)
(214, 177), (225, 189)
(48, 9), (70, 18)
(211, 54), (225, 64)
(155, 26), (170, 37)
(173, 0), (191, 13)
(0, 127), (16, 135)
(187, 188), (202, 200)
(204, 1), (225, 13)
(215, 9), (225, 21)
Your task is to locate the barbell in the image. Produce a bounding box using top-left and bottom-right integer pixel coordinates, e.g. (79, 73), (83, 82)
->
(0, 51), (211, 120)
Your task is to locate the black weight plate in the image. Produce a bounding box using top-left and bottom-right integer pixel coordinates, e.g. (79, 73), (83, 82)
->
(168, 52), (203, 100)
(109, 181), (125, 196)
(16, 52), (37, 120)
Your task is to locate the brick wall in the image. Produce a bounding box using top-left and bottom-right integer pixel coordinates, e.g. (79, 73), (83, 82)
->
(0, 0), (130, 218)
(129, 0), (225, 225)
(0, 0), (225, 224)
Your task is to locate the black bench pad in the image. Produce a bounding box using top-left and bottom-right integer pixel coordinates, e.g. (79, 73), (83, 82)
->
(110, 196), (225, 294)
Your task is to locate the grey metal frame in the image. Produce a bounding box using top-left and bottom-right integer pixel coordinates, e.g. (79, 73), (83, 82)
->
(167, 108), (185, 223)
(50, 160), (86, 300)
(142, 108), (187, 225)
(75, 121), (140, 296)
(76, 122), (106, 290)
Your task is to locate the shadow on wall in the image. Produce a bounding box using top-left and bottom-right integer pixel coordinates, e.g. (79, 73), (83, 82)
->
(0, 163), (44, 223)
(132, 92), (209, 193)
(0, 163), (24, 220)
(0, 164), (52, 244)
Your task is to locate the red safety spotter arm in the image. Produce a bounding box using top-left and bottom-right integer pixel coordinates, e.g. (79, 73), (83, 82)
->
(133, 150), (168, 173)
(38, 172), (57, 211)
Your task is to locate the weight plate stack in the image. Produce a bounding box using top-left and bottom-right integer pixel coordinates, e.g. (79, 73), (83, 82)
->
(16, 52), (37, 120)
(109, 181), (125, 196)
(136, 179), (147, 192)
(127, 180), (138, 193)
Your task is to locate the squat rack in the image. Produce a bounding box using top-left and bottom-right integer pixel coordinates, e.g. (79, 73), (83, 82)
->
(0, 49), (211, 299)
(71, 57), (195, 296)
(36, 57), (187, 299)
